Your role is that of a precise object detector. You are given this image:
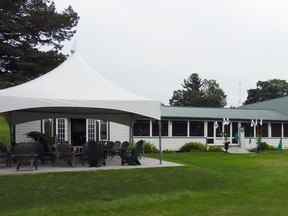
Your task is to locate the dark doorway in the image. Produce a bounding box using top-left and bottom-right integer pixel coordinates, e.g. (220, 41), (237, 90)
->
(71, 119), (86, 146)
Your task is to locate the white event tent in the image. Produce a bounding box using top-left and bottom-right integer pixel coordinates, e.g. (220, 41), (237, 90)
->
(0, 52), (163, 162)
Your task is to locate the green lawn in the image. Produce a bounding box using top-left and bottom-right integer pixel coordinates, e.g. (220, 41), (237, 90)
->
(0, 116), (10, 144)
(1, 152), (288, 215)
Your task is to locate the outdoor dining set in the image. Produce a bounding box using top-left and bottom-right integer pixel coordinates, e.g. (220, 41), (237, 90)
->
(0, 140), (145, 171)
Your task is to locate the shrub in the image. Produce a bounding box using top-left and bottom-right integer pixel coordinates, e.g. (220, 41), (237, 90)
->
(143, 142), (159, 153)
(249, 142), (277, 152)
(260, 142), (277, 151)
(179, 142), (206, 152)
(208, 146), (224, 152)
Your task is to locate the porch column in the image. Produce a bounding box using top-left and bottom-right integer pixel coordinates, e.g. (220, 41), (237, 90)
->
(238, 122), (242, 146)
(168, 120), (173, 137)
(158, 120), (163, 165)
(254, 123), (257, 138)
(213, 121), (217, 144)
(187, 120), (190, 137)
(204, 121), (208, 138)
(268, 122), (272, 138)
(230, 123), (233, 144)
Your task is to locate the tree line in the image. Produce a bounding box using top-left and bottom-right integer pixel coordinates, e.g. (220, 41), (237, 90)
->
(1, 0), (287, 107)
(169, 74), (288, 107)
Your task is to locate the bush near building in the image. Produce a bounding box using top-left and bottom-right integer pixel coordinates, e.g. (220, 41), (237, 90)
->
(179, 142), (206, 152)
(143, 142), (159, 154)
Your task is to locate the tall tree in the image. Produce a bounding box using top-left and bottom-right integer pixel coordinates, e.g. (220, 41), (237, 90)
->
(169, 73), (227, 107)
(244, 79), (288, 105)
(0, 0), (79, 88)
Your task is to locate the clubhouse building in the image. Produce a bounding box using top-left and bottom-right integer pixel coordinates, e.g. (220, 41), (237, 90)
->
(1, 52), (288, 151)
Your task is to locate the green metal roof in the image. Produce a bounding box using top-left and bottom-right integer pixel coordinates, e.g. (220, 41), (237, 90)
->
(161, 106), (288, 121)
(241, 96), (288, 116)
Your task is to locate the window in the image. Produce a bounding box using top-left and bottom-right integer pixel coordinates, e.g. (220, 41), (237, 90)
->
(232, 122), (239, 144)
(44, 119), (53, 137)
(223, 124), (230, 137)
(152, 120), (169, 136)
(284, 123), (288, 137)
(87, 119), (96, 141)
(189, 121), (204, 137)
(271, 123), (282, 137)
(100, 120), (108, 140)
(207, 122), (214, 137)
(172, 121), (187, 136)
(256, 123), (268, 137)
(57, 118), (66, 143)
(133, 120), (150, 136)
(232, 122), (238, 138)
(216, 122), (223, 137)
(242, 122), (254, 137)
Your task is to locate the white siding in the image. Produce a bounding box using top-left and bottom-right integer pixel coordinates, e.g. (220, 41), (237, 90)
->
(109, 122), (129, 142)
(15, 120), (41, 143)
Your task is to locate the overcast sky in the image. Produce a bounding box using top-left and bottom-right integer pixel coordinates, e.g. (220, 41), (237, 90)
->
(54, 0), (288, 106)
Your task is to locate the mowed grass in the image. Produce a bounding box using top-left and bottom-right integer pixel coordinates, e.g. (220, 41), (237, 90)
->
(0, 116), (10, 144)
(1, 152), (288, 215)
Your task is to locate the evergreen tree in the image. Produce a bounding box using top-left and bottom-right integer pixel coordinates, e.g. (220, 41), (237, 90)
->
(169, 73), (227, 107)
(244, 79), (288, 105)
(0, 0), (79, 88)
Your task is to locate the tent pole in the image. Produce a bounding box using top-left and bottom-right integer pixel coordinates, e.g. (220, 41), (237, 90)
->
(7, 113), (15, 146)
(129, 117), (134, 144)
(9, 122), (15, 146)
(158, 119), (163, 165)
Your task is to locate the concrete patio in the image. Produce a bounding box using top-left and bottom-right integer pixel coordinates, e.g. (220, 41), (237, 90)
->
(0, 156), (183, 176)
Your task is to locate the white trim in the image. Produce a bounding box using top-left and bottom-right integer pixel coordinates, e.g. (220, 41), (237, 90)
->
(268, 122), (272, 138)
(64, 118), (68, 142)
(229, 123), (233, 144)
(86, 119), (88, 142)
(168, 120), (172, 137)
(204, 121), (208, 138)
(187, 120), (190, 137)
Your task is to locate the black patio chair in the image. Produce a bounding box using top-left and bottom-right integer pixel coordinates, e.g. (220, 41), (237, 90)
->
(120, 141), (141, 166)
(56, 144), (73, 166)
(12, 142), (40, 171)
(114, 141), (121, 155)
(79, 143), (89, 165)
(87, 141), (106, 167)
(105, 141), (115, 158)
(135, 140), (145, 159)
(37, 142), (56, 165)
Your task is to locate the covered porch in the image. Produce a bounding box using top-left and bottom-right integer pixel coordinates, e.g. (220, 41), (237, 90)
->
(0, 52), (167, 172)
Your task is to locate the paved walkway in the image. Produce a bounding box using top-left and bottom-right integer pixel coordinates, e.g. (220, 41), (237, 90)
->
(0, 157), (183, 176)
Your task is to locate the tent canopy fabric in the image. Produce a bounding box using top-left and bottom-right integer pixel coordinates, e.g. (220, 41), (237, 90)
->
(0, 53), (161, 121)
